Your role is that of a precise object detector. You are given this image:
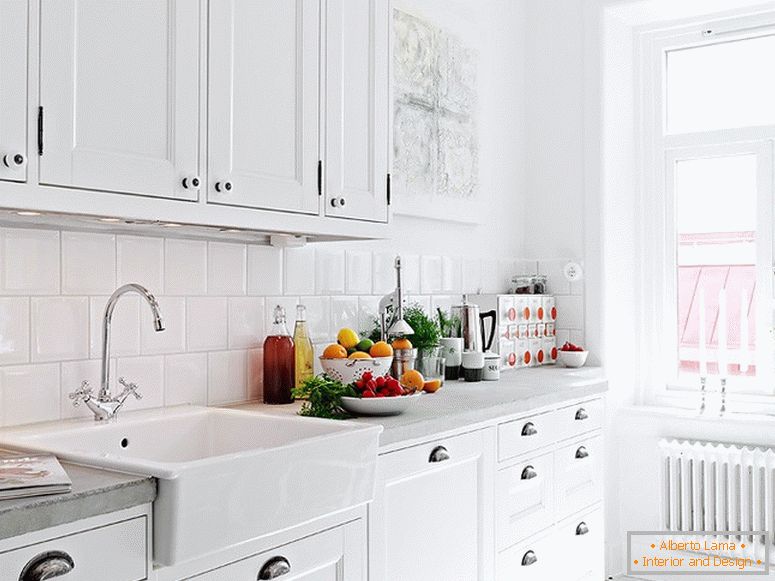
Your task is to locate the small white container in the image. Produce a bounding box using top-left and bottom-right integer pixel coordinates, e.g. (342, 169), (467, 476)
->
(483, 352), (500, 380)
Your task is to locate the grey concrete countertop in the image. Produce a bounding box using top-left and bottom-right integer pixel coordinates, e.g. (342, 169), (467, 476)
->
(236, 366), (607, 448)
(0, 459), (156, 540)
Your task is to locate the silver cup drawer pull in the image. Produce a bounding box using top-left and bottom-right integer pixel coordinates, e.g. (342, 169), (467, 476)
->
(575, 407), (589, 420)
(20, 551), (75, 580)
(576, 521), (589, 536)
(521, 465), (538, 480)
(521, 550), (538, 566)
(521, 422), (538, 436)
(575, 446), (589, 459)
(258, 556), (291, 579)
(429, 445), (450, 463)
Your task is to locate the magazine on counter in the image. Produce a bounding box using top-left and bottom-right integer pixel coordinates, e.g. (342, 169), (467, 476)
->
(0, 452), (72, 500)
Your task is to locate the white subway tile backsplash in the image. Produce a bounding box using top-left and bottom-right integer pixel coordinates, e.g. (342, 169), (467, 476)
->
(420, 256), (443, 294)
(462, 258), (482, 294)
(165, 353), (207, 406)
(247, 246), (283, 296)
(346, 251), (372, 295)
(141, 297), (186, 355)
(357, 296), (380, 338)
(431, 295), (456, 318)
(556, 295), (584, 330)
(407, 295), (431, 314)
(480, 259), (502, 293)
(208, 350), (247, 405)
(372, 252), (395, 295)
(116, 355), (164, 410)
(165, 239), (207, 296)
(247, 348), (263, 401)
(285, 247), (316, 296)
(0, 297), (29, 365)
(187, 297), (228, 352)
(331, 296), (359, 334)
(401, 254), (421, 294)
(1, 363), (60, 426)
(61, 232), (115, 295)
(1, 228), (60, 294)
(228, 297), (265, 349)
(208, 242), (246, 296)
(538, 258), (570, 296)
(117, 236), (164, 291)
(441, 256), (461, 294)
(302, 297), (331, 344)
(31, 297), (89, 362)
(315, 249), (345, 295)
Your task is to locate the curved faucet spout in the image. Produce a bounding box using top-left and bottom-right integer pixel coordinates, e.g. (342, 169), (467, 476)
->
(100, 284), (165, 401)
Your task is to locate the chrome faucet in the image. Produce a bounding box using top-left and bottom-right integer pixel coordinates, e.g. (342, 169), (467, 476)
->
(69, 284), (165, 421)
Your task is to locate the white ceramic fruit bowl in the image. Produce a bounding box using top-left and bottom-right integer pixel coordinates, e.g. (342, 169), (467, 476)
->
(320, 356), (394, 384)
(557, 350), (588, 368)
(340, 392), (422, 416)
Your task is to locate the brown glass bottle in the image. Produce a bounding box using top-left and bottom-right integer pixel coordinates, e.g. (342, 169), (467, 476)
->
(263, 306), (295, 404)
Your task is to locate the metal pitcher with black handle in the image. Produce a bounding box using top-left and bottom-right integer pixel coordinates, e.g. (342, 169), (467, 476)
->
(450, 295), (497, 353)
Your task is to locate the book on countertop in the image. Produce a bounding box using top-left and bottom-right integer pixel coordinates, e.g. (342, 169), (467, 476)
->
(0, 452), (72, 500)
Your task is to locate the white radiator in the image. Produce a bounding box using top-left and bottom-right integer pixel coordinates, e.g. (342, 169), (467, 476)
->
(659, 438), (773, 563)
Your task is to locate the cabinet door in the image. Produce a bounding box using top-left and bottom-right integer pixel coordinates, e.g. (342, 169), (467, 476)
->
(0, 0), (28, 183)
(554, 435), (603, 519)
(369, 429), (494, 581)
(39, 0), (200, 200)
(556, 506), (605, 581)
(324, 0), (389, 222)
(208, 0), (320, 214)
(188, 520), (364, 581)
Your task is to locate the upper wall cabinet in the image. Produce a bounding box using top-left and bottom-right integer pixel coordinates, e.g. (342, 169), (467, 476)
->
(324, 0), (390, 223)
(0, 0), (28, 183)
(38, 0), (200, 200)
(208, 0), (320, 214)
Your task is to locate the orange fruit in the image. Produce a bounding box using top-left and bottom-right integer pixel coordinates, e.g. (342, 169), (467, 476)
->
(400, 369), (425, 392)
(392, 337), (413, 350)
(423, 379), (442, 393)
(322, 344), (348, 359)
(369, 341), (394, 358)
(348, 351), (371, 360)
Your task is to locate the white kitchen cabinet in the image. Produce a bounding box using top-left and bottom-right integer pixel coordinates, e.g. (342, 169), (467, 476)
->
(554, 435), (603, 520)
(187, 519), (364, 581)
(324, 0), (390, 222)
(0, 0), (28, 183)
(38, 0), (200, 200)
(208, 0), (320, 214)
(0, 506), (150, 581)
(369, 429), (495, 581)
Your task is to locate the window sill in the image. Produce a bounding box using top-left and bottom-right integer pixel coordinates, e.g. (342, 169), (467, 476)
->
(624, 402), (775, 425)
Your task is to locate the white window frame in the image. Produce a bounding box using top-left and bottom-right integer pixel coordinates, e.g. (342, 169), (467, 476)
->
(638, 13), (775, 410)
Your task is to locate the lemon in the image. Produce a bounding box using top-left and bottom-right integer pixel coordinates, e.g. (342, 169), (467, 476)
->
(337, 328), (360, 349)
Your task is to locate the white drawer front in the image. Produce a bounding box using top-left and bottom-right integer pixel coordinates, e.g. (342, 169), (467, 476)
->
(554, 436), (603, 519)
(0, 516), (148, 581)
(496, 529), (554, 581)
(496, 452), (554, 549)
(189, 521), (361, 580)
(498, 412), (557, 462)
(556, 398), (604, 442)
(556, 506), (604, 581)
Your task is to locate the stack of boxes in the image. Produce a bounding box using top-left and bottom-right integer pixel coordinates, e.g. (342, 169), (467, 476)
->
(473, 294), (558, 370)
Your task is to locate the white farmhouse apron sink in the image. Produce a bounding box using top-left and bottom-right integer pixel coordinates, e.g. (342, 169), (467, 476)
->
(0, 406), (382, 566)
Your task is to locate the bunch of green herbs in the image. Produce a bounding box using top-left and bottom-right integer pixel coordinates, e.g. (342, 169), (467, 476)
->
(292, 375), (356, 420)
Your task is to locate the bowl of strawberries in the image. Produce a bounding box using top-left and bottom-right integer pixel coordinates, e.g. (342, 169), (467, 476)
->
(340, 372), (422, 416)
(557, 341), (588, 368)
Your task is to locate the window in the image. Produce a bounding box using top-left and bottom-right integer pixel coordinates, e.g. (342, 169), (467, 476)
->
(641, 18), (775, 402)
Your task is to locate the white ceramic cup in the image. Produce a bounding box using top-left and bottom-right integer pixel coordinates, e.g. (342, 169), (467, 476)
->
(439, 337), (464, 367)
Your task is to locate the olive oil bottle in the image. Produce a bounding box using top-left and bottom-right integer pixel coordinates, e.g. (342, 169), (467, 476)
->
(293, 304), (314, 390)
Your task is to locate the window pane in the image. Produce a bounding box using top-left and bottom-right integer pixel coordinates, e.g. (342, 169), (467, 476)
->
(666, 35), (775, 133)
(674, 154), (757, 378)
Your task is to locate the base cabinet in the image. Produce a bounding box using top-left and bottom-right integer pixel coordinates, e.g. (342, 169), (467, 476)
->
(185, 520), (365, 581)
(368, 429), (495, 581)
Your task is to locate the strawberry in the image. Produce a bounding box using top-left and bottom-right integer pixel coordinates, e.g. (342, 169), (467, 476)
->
(362, 390), (376, 398)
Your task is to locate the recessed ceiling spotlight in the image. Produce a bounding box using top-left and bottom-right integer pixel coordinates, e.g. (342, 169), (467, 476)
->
(163, 223), (182, 228)
(99, 217), (121, 223)
(16, 211), (41, 217)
